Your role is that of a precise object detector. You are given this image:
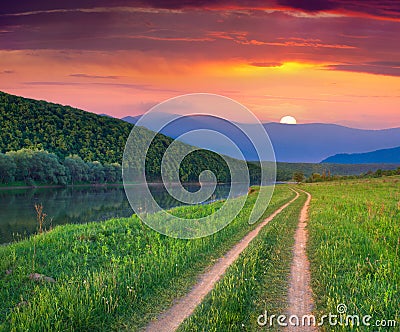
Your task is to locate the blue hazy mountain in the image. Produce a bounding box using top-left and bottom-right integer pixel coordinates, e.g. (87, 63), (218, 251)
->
(121, 115), (141, 124)
(263, 122), (400, 163)
(322, 146), (400, 164)
(120, 113), (400, 163)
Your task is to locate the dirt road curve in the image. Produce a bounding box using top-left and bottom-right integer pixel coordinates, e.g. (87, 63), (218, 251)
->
(145, 190), (300, 332)
(287, 190), (316, 331)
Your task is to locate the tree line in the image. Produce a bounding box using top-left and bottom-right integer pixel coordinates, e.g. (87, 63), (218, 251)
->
(290, 167), (400, 184)
(274, 161), (400, 181)
(0, 149), (121, 185)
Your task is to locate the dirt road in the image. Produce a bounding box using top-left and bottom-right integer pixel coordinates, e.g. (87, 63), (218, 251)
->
(145, 190), (300, 332)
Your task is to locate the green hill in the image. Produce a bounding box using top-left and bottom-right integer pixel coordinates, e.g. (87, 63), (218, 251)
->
(0, 91), (132, 163)
(0, 91), (258, 185)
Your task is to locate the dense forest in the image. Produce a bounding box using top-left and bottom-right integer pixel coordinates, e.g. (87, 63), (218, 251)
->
(0, 92), (260, 186)
(0, 149), (121, 185)
(0, 91), (133, 164)
(0, 146), (259, 186)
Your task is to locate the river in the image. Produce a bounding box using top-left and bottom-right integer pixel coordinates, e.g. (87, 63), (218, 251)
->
(0, 184), (240, 244)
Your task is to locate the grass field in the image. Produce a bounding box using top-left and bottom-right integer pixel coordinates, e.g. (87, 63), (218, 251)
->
(176, 177), (399, 331)
(306, 176), (400, 331)
(0, 186), (294, 331)
(1, 177), (399, 331)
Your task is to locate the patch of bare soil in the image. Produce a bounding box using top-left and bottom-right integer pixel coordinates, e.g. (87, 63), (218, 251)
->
(287, 190), (316, 331)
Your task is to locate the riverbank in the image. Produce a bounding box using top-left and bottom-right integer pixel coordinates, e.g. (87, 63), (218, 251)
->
(0, 182), (122, 190)
(0, 183), (240, 245)
(0, 186), (293, 330)
(0, 181), (233, 190)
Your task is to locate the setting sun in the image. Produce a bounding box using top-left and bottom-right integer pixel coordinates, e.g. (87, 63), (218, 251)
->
(280, 115), (297, 124)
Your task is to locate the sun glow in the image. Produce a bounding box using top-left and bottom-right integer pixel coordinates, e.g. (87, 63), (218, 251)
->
(280, 115), (297, 124)
(277, 62), (314, 71)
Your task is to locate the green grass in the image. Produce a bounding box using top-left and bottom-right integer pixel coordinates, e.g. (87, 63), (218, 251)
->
(0, 186), (294, 331)
(305, 176), (400, 331)
(178, 190), (307, 332)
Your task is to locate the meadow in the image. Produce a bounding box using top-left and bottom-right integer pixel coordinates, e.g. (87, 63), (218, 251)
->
(175, 177), (399, 331)
(0, 186), (294, 331)
(306, 177), (400, 331)
(1, 177), (398, 331)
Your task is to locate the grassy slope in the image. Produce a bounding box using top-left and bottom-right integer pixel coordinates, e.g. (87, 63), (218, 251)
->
(305, 177), (400, 331)
(178, 191), (307, 332)
(0, 186), (294, 331)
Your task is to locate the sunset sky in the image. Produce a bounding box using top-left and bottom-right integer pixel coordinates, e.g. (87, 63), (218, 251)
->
(1, 0), (399, 129)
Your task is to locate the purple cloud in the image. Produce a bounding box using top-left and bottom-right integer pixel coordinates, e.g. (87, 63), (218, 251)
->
(277, 0), (338, 12)
(1, 0), (400, 20)
(325, 61), (400, 76)
(70, 73), (121, 79)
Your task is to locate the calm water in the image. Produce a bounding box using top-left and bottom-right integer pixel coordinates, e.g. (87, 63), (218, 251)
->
(0, 184), (237, 244)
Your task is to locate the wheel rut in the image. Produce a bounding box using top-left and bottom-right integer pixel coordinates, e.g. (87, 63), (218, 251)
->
(145, 190), (301, 332)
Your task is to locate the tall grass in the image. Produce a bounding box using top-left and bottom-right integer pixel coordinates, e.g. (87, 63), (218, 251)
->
(0, 186), (294, 331)
(306, 177), (400, 331)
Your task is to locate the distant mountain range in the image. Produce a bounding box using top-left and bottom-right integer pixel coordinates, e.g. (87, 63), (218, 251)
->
(121, 115), (141, 123)
(322, 146), (400, 164)
(120, 113), (400, 163)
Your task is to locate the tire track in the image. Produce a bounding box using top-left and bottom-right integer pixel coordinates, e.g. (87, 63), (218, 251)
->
(287, 189), (316, 331)
(145, 190), (301, 332)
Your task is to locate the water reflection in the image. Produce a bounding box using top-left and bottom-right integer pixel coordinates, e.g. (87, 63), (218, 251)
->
(0, 184), (236, 244)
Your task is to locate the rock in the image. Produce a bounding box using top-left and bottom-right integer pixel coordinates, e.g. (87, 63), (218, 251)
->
(17, 300), (28, 307)
(29, 273), (56, 283)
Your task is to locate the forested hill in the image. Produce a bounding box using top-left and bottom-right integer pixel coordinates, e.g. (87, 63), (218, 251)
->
(0, 91), (132, 164)
(0, 91), (260, 185)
